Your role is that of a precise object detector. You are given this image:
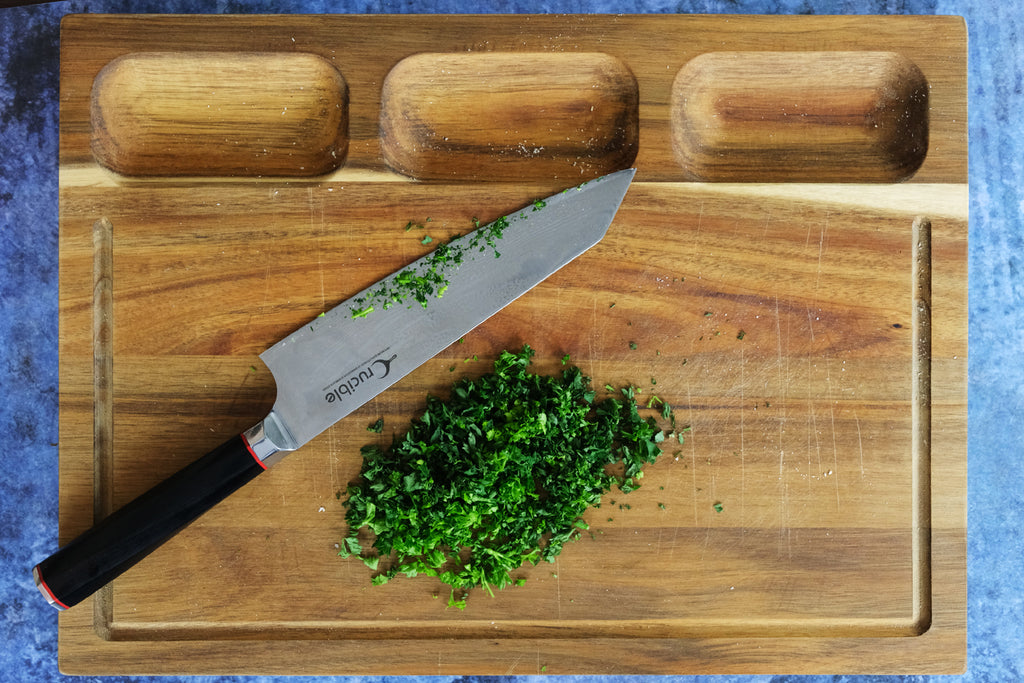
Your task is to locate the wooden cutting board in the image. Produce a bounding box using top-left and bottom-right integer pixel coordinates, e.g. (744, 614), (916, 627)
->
(56, 14), (967, 675)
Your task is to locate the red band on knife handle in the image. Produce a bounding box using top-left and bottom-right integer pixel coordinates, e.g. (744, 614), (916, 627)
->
(33, 567), (69, 610)
(241, 433), (269, 471)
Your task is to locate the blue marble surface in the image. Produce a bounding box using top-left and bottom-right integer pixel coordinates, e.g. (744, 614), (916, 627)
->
(1, 0), (1018, 681)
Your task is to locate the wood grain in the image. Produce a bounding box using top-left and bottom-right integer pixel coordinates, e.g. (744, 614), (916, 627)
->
(91, 52), (348, 176)
(380, 52), (638, 180)
(671, 52), (930, 181)
(56, 14), (967, 676)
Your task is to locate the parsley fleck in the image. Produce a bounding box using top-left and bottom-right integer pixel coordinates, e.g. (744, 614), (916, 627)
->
(351, 305), (373, 319)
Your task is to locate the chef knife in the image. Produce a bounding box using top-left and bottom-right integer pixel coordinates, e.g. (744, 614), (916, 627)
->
(33, 168), (636, 610)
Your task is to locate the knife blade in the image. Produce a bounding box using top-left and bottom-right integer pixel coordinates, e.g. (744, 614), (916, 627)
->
(33, 168), (635, 610)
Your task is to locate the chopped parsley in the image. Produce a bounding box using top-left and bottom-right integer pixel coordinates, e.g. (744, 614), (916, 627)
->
(404, 217), (433, 231)
(346, 179), (615, 321)
(351, 305), (373, 319)
(349, 212), (513, 318)
(338, 345), (673, 608)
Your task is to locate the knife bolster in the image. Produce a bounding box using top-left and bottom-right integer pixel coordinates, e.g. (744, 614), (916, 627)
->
(243, 413), (292, 468)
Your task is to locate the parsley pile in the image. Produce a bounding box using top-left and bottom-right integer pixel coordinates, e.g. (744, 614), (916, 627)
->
(339, 345), (677, 608)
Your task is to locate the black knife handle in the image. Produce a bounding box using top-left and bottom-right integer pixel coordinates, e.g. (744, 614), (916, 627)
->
(33, 433), (267, 610)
